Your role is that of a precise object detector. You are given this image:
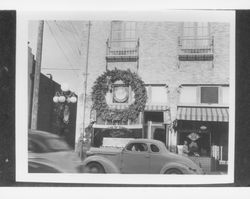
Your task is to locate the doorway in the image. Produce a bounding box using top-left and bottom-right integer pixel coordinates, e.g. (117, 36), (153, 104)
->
(144, 111), (166, 144)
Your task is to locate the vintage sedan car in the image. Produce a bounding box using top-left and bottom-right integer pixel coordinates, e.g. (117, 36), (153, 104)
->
(82, 139), (204, 174)
(28, 129), (82, 173)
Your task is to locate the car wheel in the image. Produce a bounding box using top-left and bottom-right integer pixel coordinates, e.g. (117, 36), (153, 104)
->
(164, 168), (183, 174)
(86, 162), (105, 173)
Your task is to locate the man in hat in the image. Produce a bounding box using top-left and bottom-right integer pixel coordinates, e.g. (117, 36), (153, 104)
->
(189, 140), (199, 156)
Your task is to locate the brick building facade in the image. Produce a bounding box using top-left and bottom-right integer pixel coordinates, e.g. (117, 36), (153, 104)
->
(76, 21), (230, 172)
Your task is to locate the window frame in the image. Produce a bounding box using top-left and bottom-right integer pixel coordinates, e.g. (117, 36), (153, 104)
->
(145, 84), (169, 105)
(182, 22), (210, 38)
(110, 21), (137, 48)
(150, 144), (160, 153)
(200, 86), (219, 104)
(178, 85), (229, 106)
(181, 22), (211, 49)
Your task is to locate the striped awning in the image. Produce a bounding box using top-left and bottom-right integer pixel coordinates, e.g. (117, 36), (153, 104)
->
(144, 104), (169, 111)
(177, 107), (229, 122)
(108, 104), (169, 111)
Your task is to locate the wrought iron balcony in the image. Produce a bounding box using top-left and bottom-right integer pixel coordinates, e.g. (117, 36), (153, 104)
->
(106, 39), (139, 62)
(178, 36), (214, 61)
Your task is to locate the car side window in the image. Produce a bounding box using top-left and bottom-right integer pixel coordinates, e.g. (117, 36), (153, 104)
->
(126, 143), (148, 152)
(150, 144), (160, 153)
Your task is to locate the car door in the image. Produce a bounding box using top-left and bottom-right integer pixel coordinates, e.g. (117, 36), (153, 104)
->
(149, 143), (167, 173)
(121, 142), (150, 174)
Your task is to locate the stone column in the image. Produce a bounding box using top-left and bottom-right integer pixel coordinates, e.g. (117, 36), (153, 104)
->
(167, 84), (180, 152)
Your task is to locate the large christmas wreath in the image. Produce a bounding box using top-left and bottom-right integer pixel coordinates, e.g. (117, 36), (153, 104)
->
(91, 69), (147, 123)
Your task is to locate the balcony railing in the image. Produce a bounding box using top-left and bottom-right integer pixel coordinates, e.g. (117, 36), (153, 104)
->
(106, 39), (139, 62)
(178, 36), (214, 61)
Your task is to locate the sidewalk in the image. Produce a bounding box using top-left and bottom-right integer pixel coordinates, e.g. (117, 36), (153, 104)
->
(205, 171), (227, 175)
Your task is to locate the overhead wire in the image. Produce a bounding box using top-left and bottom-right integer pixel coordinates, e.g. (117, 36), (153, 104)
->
(65, 21), (82, 41)
(56, 21), (82, 48)
(68, 21), (82, 41)
(45, 21), (80, 78)
(54, 21), (81, 65)
(59, 21), (83, 56)
(67, 21), (83, 55)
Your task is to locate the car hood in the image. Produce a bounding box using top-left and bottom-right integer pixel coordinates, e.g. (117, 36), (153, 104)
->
(29, 150), (81, 173)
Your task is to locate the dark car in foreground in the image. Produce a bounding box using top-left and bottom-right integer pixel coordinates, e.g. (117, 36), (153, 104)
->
(82, 139), (204, 174)
(28, 130), (82, 173)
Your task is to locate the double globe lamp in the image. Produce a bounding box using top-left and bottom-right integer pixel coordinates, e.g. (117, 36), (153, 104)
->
(53, 83), (77, 104)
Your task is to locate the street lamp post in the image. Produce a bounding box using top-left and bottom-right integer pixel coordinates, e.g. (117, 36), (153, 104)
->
(53, 84), (77, 135)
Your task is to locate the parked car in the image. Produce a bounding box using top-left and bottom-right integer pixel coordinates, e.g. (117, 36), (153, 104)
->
(82, 139), (204, 174)
(28, 129), (82, 173)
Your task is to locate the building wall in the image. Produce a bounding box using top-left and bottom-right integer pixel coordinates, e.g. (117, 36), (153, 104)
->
(28, 48), (78, 148)
(75, 21), (230, 143)
(37, 74), (60, 132)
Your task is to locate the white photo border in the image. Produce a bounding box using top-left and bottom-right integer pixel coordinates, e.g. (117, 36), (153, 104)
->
(16, 10), (235, 184)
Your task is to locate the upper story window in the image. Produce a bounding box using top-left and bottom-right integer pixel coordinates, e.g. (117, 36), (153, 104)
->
(182, 22), (210, 48)
(106, 21), (139, 64)
(179, 85), (229, 106)
(111, 21), (137, 48)
(178, 22), (214, 61)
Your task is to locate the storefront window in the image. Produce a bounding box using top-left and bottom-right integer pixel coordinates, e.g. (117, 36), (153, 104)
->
(177, 121), (211, 157)
(179, 86), (197, 104)
(92, 128), (142, 147)
(179, 85), (226, 105)
(145, 85), (168, 104)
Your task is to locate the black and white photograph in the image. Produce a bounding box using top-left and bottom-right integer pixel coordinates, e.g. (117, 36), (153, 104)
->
(1, 1), (250, 198)
(13, 10), (235, 184)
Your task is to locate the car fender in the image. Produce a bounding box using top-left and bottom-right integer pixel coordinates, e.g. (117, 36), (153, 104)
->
(28, 161), (63, 173)
(160, 162), (193, 174)
(82, 155), (120, 173)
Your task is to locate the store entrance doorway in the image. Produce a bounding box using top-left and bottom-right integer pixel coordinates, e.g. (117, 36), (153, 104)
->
(144, 111), (166, 144)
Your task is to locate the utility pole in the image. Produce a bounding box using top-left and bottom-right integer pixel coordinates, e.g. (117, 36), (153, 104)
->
(31, 21), (44, 130)
(76, 21), (91, 158)
(82, 21), (91, 137)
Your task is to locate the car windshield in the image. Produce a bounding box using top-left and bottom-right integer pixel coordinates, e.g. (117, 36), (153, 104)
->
(45, 138), (71, 152)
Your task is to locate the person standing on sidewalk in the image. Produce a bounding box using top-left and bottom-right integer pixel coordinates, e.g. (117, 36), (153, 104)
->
(77, 121), (95, 161)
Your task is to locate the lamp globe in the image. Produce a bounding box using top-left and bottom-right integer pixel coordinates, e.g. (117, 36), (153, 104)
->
(58, 96), (66, 103)
(53, 96), (59, 103)
(70, 96), (77, 103)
